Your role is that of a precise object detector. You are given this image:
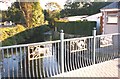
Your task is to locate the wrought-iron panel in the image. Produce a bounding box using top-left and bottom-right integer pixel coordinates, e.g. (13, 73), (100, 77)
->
(70, 39), (87, 53)
(100, 35), (113, 47)
(28, 44), (52, 60)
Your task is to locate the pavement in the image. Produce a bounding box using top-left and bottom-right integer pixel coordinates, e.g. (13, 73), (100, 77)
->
(53, 58), (120, 77)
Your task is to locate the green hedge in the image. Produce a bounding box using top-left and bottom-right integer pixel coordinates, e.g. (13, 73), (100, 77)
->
(56, 21), (96, 36)
(2, 25), (50, 46)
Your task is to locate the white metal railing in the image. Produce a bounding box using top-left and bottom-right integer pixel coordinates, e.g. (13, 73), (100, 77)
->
(0, 28), (120, 78)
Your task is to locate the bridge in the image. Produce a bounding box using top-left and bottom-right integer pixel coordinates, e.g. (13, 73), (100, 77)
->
(0, 29), (120, 78)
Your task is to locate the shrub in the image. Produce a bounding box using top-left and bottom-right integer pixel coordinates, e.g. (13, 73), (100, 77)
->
(1, 25), (50, 46)
(55, 21), (96, 36)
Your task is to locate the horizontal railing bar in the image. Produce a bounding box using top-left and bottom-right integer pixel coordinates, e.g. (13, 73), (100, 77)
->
(96, 33), (120, 37)
(0, 40), (61, 49)
(1, 33), (119, 50)
(64, 36), (94, 41)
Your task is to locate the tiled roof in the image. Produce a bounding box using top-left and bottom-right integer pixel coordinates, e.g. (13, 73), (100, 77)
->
(101, 1), (120, 9)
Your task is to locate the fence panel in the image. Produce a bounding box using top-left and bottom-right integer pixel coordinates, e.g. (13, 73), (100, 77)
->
(0, 32), (120, 78)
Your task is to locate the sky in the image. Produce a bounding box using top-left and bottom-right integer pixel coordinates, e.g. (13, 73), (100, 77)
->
(0, 0), (67, 10)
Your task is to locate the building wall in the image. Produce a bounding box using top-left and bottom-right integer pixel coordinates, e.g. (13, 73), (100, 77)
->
(102, 11), (119, 34)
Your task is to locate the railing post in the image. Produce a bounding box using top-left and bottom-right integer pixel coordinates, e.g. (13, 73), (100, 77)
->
(93, 27), (96, 64)
(60, 30), (64, 73)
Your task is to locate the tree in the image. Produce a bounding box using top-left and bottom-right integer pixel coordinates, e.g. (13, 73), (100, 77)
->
(19, 1), (44, 28)
(32, 2), (44, 27)
(61, 1), (110, 17)
(44, 2), (62, 28)
(61, 1), (88, 17)
(7, 2), (25, 23)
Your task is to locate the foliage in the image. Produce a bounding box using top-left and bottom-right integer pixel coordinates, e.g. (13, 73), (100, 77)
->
(19, 1), (44, 28)
(0, 24), (25, 41)
(19, 2), (33, 27)
(32, 2), (44, 27)
(7, 2), (25, 23)
(61, 2), (111, 17)
(56, 21), (96, 36)
(1, 2), (25, 23)
(44, 2), (62, 28)
(1, 25), (50, 46)
(1, 11), (8, 21)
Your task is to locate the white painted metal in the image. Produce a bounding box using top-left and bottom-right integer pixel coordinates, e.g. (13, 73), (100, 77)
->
(0, 30), (119, 78)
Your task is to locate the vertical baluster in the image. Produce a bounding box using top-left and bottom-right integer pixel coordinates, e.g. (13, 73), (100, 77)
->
(39, 58), (42, 78)
(32, 59), (35, 77)
(45, 57), (49, 77)
(64, 41), (67, 72)
(74, 41), (77, 69)
(99, 37), (101, 63)
(20, 47), (23, 77)
(44, 45), (49, 77)
(86, 38), (89, 66)
(95, 37), (98, 63)
(70, 41), (73, 70)
(41, 57), (45, 78)
(88, 38), (90, 65)
(57, 42), (61, 74)
(90, 38), (93, 65)
(76, 41), (80, 68)
(1, 49), (5, 78)
(7, 48), (10, 78)
(106, 42), (109, 61)
(100, 36), (103, 62)
(48, 44), (52, 77)
(11, 48), (14, 78)
(79, 44), (82, 68)
(28, 47), (31, 78)
(81, 48), (84, 67)
(98, 37), (101, 63)
(52, 43), (55, 76)
(90, 38), (92, 65)
(91, 38), (94, 65)
(114, 35), (116, 59)
(103, 42), (106, 62)
(71, 44), (75, 70)
(24, 47), (27, 77)
(55, 42), (58, 75)
(35, 58), (38, 77)
(15, 48), (18, 77)
(83, 45), (86, 67)
(104, 41), (107, 61)
(67, 41), (70, 71)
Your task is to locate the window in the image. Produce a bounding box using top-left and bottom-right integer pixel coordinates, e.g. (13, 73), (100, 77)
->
(107, 15), (118, 24)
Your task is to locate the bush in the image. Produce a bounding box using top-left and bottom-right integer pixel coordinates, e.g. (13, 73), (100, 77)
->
(1, 25), (50, 46)
(14, 24), (26, 33)
(0, 25), (26, 41)
(55, 21), (96, 36)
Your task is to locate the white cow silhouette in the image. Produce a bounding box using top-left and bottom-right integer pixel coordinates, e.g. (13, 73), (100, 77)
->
(31, 47), (49, 57)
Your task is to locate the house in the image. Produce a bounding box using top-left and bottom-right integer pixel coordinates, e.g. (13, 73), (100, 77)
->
(100, 1), (120, 34)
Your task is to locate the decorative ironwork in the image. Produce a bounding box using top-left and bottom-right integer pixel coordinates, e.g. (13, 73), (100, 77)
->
(100, 35), (112, 47)
(28, 45), (51, 60)
(70, 39), (87, 53)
